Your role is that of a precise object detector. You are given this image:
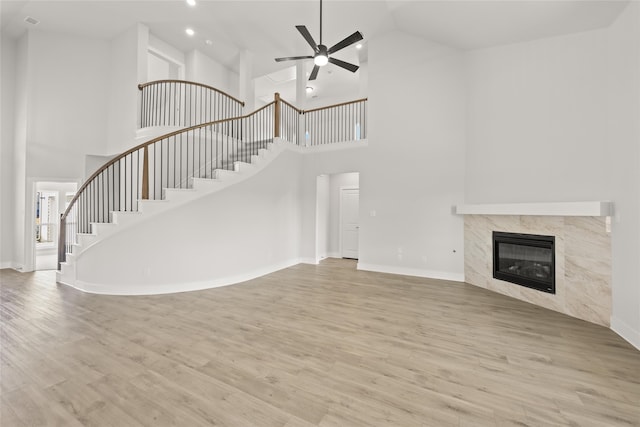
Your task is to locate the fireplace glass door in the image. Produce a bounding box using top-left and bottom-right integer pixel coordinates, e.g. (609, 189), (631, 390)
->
(493, 231), (555, 294)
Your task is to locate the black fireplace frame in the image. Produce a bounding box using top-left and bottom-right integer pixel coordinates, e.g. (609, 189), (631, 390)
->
(492, 231), (556, 294)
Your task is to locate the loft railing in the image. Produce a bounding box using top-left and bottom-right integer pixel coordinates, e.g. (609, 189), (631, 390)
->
(277, 94), (302, 144)
(59, 87), (368, 270)
(274, 94), (367, 146)
(304, 98), (367, 145)
(138, 80), (245, 128)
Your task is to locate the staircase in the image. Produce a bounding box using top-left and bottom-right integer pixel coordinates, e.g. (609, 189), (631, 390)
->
(57, 80), (368, 293)
(56, 139), (287, 287)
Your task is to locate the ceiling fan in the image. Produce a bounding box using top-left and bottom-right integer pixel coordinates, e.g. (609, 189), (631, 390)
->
(274, 0), (363, 81)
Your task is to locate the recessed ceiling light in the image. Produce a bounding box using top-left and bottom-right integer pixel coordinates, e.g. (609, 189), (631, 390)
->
(356, 43), (363, 49)
(306, 86), (314, 94)
(186, 0), (196, 5)
(185, 28), (195, 36)
(205, 39), (213, 46)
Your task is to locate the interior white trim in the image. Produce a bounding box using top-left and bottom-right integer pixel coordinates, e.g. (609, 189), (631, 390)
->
(611, 316), (640, 351)
(0, 262), (15, 269)
(60, 259), (304, 296)
(357, 262), (464, 283)
(455, 201), (612, 216)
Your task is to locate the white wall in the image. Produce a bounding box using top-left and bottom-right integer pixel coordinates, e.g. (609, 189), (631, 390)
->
(107, 24), (148, 154)
(465, 29), (610, 203)
(316, 175), (330, 261)
(148, 34), (185, 70)
(26, 30), (111, 178)
(606, 2), (640, 348)
(0, 36), (17, 268)
(359, 30), (466, 280)
(11, 34), (29, 270)
(147, 52), (171, 81)
(185, 49), (240, 99)
(328, 172), (360, 257)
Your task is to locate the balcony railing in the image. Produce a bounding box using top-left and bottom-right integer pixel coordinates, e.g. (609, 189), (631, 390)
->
(138, 80), (245, 128)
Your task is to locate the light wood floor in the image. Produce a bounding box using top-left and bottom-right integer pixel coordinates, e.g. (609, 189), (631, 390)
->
(1, 259), (639, 426)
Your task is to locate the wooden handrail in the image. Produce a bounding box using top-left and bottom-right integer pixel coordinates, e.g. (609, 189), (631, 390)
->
(60, 101), (275, 223)
(62, 94), (368, 222)
(138, 79), (245, 106)
(279, 98), (303, 114)
(303, 97), (368, 114)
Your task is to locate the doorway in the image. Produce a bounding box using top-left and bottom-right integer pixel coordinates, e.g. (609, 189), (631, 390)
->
(314, 172), (359, 262)
(34, 181), (77, 270)
(147, 49), (184, 81)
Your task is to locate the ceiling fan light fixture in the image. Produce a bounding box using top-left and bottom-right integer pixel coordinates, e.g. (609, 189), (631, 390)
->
(314, 54), (328, 67)
(314, 45), (329, 66)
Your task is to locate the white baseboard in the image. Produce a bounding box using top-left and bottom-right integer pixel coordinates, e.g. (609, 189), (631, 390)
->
(299, 257), (319, 265)
(356, 262), (464, 283)
(611, 316), (640, 351)
(0, 261), (14, 269)
(327, 252), (341, 259)
(63, 258), (304, 296)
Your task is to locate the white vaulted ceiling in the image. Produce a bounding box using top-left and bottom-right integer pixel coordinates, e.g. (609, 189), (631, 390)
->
(0, 0), (630, 88)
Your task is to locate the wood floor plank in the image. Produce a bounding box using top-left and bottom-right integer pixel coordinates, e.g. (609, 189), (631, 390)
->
(1, 260), (639, 426)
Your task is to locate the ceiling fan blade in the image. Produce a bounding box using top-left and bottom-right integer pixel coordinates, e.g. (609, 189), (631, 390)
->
(328, 57), (359, 73)
(275, 56), (313, 62)
(309, 65), (320, 81)
(327, 31), (363, 55)
(296, 25), (319, 52)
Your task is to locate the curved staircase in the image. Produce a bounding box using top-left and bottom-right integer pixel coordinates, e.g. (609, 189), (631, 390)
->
(57, 80), (368, 294)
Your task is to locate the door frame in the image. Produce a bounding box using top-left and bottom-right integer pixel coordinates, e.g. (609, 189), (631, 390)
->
(26, 178), (79, 272)
(339, 186), (359, 259)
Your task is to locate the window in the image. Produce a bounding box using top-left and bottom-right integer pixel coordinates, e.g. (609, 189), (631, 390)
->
(36, 191), (57, 245)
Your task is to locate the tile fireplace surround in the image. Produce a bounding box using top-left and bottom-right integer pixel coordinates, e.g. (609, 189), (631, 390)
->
(457, 202), (612, 327)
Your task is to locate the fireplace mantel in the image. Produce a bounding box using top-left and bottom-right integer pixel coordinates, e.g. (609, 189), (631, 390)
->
(455, 201), (612, 217)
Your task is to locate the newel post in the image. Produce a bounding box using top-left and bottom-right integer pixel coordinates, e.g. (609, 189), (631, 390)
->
(274, 92), (281, 138)
(142, 145), (149, 200)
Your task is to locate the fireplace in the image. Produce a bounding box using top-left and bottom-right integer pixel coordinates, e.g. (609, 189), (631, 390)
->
(493, 231), (555, 294)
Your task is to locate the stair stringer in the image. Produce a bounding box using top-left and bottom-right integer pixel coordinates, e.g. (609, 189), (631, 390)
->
(56, 138), (288, 289)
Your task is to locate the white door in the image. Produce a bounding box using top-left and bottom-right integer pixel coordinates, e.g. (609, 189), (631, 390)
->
(341, 188), (359, 259)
